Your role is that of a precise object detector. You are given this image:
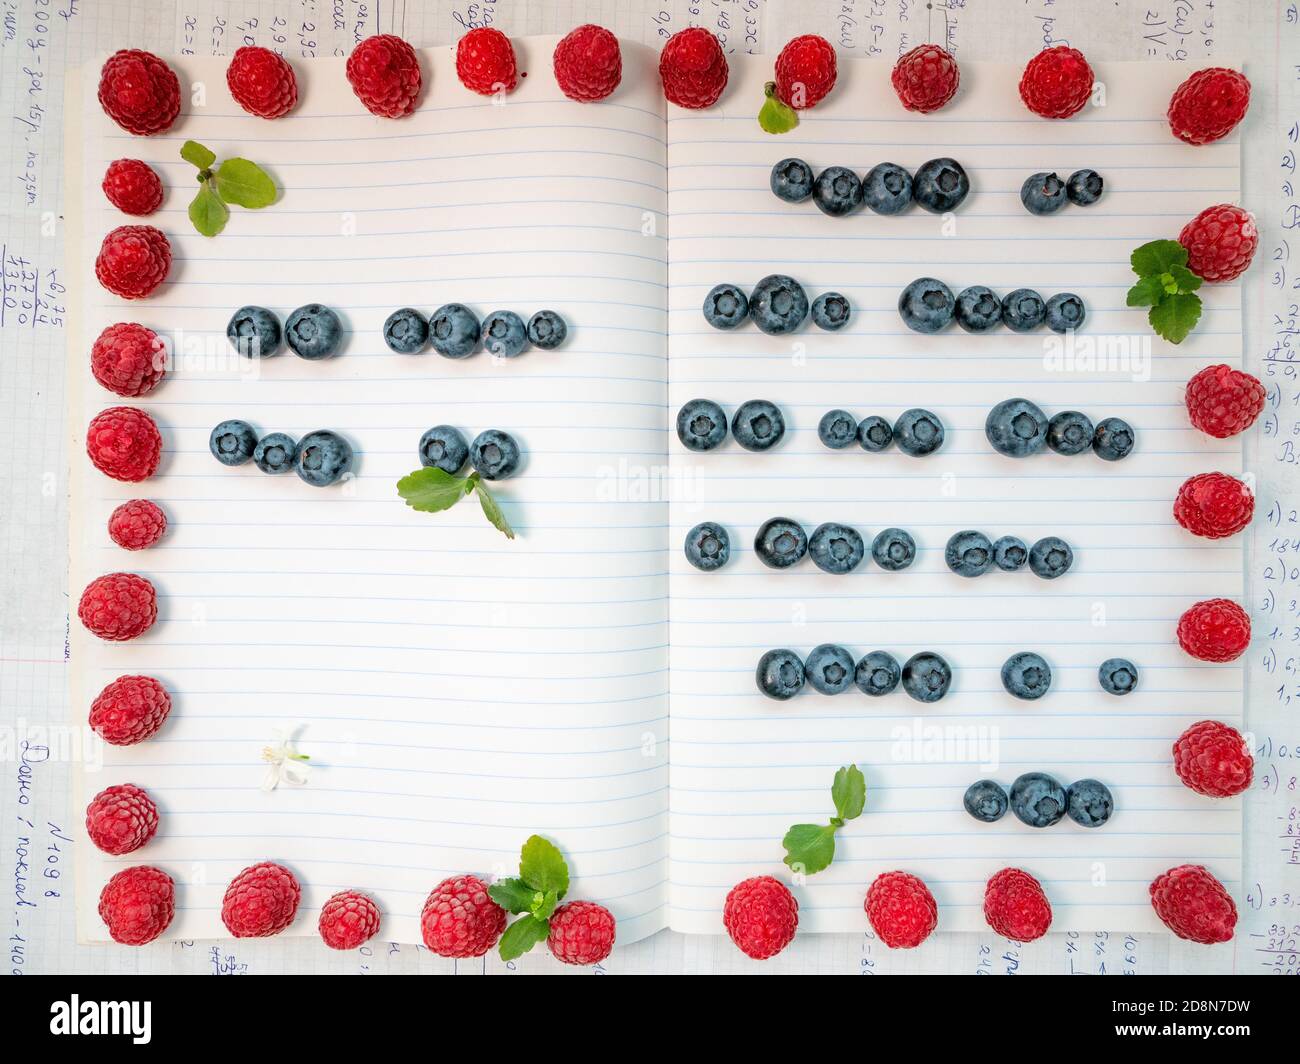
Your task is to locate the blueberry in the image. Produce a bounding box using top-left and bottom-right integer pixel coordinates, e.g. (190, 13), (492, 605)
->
(429, 303), (481, 358)
(1028, 536), (1073, 579)
(808, 522), (865, 574)
(857, 415), (893, 452)
(805, 644), (855, 694)
(1066, 168), (1104, 206)
(1092, 417), (1134, 462)
(749, 275), (809, 335)
(210, 419), (257, 466)
(754, 517), (808, 569)
(862, 162), (913, 215)
(732, 399), (786, 451)
(295, 429), (353, 487)
(481, 310), (528, 358)
(382, 308), (428, 354)
(811, 292), (851, 331)
(855, 651), (901, 696)
(684, 522), (730, 572)
(770, 158), (814, 203)
(1020, 171), (1067, 215)
(1098, 657), (1139, 696)
(818, 409), (858, 449)
(898, 277), (956, 334)
(226, 305), (281, 358)
(955, 285), (1002, 333)
(902, 652), (952, 703)
(1045, 292), (1086, 333)
(945, 530), (994, 578)
(757, 648), (806, 700)
(470, 429), (521, 480)
(992, 535), (1028, 572)
(252, 432), (297, 475)
(964, 780), (1009, 823)
(1009, 772), (1067, 828)
(703, 283), (750, 330)
(894, 408), (945, 456)
(1065, 779), (1114, 828)
(526, 310), (568, 349)
(418, 425), (469, 474)
(285, 304), (343, 359)
(985, 398), (1048, 458)
(872, 527), (916, 571)
(913, 158), (969, 213)
(1001, 651), (1052, 700)
(676, 399), (728, 452)
(812, 165), (863, 217)
(1001, 288), (1046, 332)
(1047, 410), (1095, 456)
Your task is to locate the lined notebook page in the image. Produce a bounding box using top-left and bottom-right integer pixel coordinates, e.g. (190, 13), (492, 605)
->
(69, 40), (671, 943)
(665, 58), (1243, 934)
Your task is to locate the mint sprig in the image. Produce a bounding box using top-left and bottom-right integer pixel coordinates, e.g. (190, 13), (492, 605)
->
(488, 835), (570, 962)
(396, 467), (515, 540)
(1126, 238), (1204, 344)
(181, 140), (277, 237)
(782, 764), (866, 876)
(758, 81), (799, 135)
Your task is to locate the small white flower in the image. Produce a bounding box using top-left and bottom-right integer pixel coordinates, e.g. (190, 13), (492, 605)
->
(261, 727), (311, 792)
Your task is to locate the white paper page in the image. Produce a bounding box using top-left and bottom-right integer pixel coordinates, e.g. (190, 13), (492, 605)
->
(68, 38), (670, 944)
(666, 56), (1243, 935)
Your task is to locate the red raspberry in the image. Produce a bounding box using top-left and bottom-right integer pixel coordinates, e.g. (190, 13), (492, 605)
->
(553, 24), (622, 103)
(1149, 864), (1237, 943)
(86, 405), (162, 482)
(108, 499), (167, 551)
(1168, 67), (1250, 145)
(319, 889), (382, 949)
(1185, 364), (1266, 439)
(95, 224), (171, 300)
(98, 865), (174, 945)
(98, 50), (180, 136)
(891, 44), (959, 114)
(864, 871), (938, 949)
(89, 675), (171, 745)
(85, 783), (159, 855)
(102, 159), (163, 216)
(347, 34), (423, 118)
(90, 322), (167, 398)
(1173, 472), (1254, 539)
(78, 573), (157, 642)
(1179, 204), (1257, 283)
(659, 27), (728, 110)
(1019, 46), (1094, 119)
(420, 874), (507, 957)
(1173, 720), (1254, 798)
(723, 875), (798, 960)
(222, 861), (302, 937)
(984, 867), (1052, 942)
(227, 46), (298, 119)
(1177, 598), (1251, 662)
(547, 900), (616, 964)
(456, 27), (518, 96)
(774, 34), (837, 110)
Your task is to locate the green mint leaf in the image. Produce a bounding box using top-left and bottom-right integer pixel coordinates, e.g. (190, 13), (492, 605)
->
(188, 182), (229, 238)
(396, 467), (473, 513)
(498, 915), (550, 962)
(475, 482), (516, 540)
(831, 764), (866, 822)
(530, 889), (560, 922)
(758, 81), (799, 135)
(1148, 292), (1202, 345)
(1126, 276), (1166, 307)
(782, 823), (837, 876)
(518, 835), (569, 897)
(180, 139), (216, 170)
(1168, 263), (1204, 294)
(1130, 239), (1188, 278)
(215, 158), (277, 209)
(487, 877), (537, 915)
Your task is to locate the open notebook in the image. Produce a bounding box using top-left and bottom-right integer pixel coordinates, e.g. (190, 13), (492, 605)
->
(68, 38), (1244, 944)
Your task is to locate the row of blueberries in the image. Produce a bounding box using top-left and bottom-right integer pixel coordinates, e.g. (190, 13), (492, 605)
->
(946, 531), (1073, 579)
(987, 398), (1134, 460)
(900, 278), (1086, 334)
(1021, 170), (1105, 214)
(679, 398), (945, 456)
(770, 157), (971, 216)
(703, 276), (849, 333)
(418, 426), (521, 481)
(209, 421), (353, 487)
(965, 774), (1113, 829)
